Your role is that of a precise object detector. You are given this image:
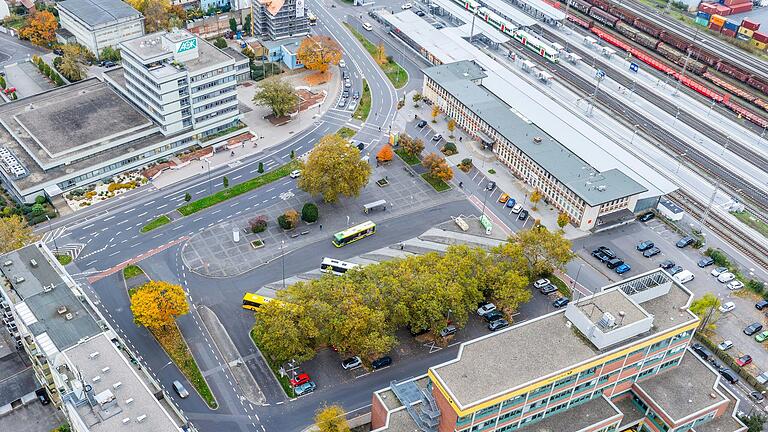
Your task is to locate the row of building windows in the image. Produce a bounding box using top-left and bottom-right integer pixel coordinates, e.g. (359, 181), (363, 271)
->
(193, 96), (237, 114)
(190, 65), (235, 83)
(191, 75), (236, 93)
(194, 105), (238, 124)
(192, 85), (236, 104)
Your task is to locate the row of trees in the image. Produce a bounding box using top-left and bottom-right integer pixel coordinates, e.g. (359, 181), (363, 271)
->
(125, 0), (187, 32)
(253, 229), (574, 365)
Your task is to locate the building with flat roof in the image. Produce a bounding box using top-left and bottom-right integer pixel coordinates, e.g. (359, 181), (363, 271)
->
(249, 0), (309, 40)
(0, 244), (183, 432)
(370, 269), (747, 432)
(423, 60), (647, 230)
(56, 0), (145, 56)
(0, 29), (246, 204)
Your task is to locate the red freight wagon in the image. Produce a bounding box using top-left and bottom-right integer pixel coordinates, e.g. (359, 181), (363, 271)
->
(660, 31), (691, 51)
(589, 7), (619, 27)
(567, 14), (593, 29)
(608, 5), (638, 24)
(748, 76), (768, 94)
(635, 18), (664, 37)
(717, 62), (751, 81)
(590, 0), (612, 11)
(657, 42), (684, 63)
(566, 0), (592, 15)
(741, 19), (760, 31)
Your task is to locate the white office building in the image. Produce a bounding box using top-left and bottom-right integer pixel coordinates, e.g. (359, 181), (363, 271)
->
(56, 0), (145, 56)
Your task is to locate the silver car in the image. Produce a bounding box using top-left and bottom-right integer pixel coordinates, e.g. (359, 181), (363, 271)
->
(172, 380), (189, 398)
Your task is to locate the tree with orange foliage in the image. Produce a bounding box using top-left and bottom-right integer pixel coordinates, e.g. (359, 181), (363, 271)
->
(19, 11), (57, 47)
(422, 152), (453, 181)
(297, 35), (343, 74)
(376, 145), (394, 163)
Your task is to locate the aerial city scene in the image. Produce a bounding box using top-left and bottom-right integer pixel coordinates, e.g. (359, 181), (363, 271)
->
(1, 0), (768, 430)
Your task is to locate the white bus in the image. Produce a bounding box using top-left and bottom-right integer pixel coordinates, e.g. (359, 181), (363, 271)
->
(320, 258), (359, 275)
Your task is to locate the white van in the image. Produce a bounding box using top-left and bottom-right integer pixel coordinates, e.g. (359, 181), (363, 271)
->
(362, 22), (373, 31)
(673, 270), (695, 284)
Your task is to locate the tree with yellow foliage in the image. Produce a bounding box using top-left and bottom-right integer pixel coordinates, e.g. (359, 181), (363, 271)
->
(296, 35), (343, 74)
(0, 215), (37, 254)
(19, 11), (57, 46)
(315, 404), (350, 432)
(130, 281), (189, 329)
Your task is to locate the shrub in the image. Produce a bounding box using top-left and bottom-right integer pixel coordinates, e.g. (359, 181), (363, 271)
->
(285, 209), (299, 227)
(249, 215), (268, 233)
(277, 215), (291, 230)
(704, 248), (730, 267)
(747, 279), (766, 296)
(184, 192), (191, 202)
(214, 37), (228, 49)
(301, 203), (318, 223)
(34, 195), (46, 205)
(442, 142), (457, 155)
(258, 162), (264, 173)
(31, 203), (45, 216)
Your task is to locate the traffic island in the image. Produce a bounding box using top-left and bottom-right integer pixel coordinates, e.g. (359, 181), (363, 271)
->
(141, 215), (171, 233)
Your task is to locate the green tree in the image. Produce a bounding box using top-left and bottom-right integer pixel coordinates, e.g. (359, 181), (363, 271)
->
(258, 162), (264, 173)
(298, 134), (371, 203)
(243, 14), (252, 35)
(253, 79), (297, 118)
(487, 242), (531, 312)
(229, 17), (237, 32)
(690, 293), (721, 331)
(214, 37), (227, 49)
(557, 212), (569, 229)
(412, 93), (422, 104)
(511, 228), (575, 278)
(301, 203), (319, 223)
(315, 404), (350, 432)
(59, 44), (87, 82)
(30, 203), (44, 216)
(223, 176), (229, 188)
(290, 149), (295, 159)
(739, 413), (766, 432)
(0, 215), (37, 254)
(100, 46), (122, 61)
(251, 300), (318, 365)
(184, 192), (191, 202)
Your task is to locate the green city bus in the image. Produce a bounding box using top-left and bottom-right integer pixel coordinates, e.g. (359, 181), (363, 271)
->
(333, 221), (376, 247)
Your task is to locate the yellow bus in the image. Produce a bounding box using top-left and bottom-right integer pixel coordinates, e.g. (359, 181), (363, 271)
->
(242, 292), (274, 311)
(332, 220), (376, 247)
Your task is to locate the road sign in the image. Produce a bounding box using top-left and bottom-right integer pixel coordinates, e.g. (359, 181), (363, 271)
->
(596, 69), (605, 79)
(629, 62), (639, 73)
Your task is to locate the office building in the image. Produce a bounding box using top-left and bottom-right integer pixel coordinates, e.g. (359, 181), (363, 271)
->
(56, 0), (145, 56)
(0, 29), (246, 204)
(0, 244), (183, 432)
(250, 0), (309, 40)
(371, 269), (747, 432)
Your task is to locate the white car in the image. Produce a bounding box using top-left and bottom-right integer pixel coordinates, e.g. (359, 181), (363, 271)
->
(719, 301), (735, 313)
(477, 303), (497, 316)
(710, 266), (729, 277)
(511, 203), (523, 214)
(727, 280), (744, 290)
(401, 2), (412, 9)
(341, 356), (362, 370)
(290, 170), (301, 179)
(534, 278), (550, 289)
(348, 101), (357, 111)
(345, 79), (351, 88)
(362, 22), (373, 31)
(717, 272), (735, 283)
(717, 340), (733, 351)
(339, 59), (346, 68)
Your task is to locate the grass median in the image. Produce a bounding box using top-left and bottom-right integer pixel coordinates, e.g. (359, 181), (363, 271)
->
(141, 215), (171, 233)
(178, 161), (298, 216)
(337, 126), (357, 140)
(395, 149), (420, 166)
(421, 173), (451, 192)
(123, 264), (145, 279)
(344, 23), (408, 89)
(154, 324), (217, 408)
(353, 79), (372, 121)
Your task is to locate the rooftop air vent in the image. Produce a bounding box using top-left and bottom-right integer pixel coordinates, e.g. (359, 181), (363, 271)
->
(113, 382), (122, 389)
(597, 185), (607, 191)
(136, 415), (147, 423)
(29, 259), (37, 267)
(3, 260), (12, 267)
(65, 313), (74, 321)
(598, 312), (616, 328)
(93, 376), (101, 382)
(533, 136), (543, 143)
(14, 276), (24, 283)
(43, 284), (54, 292)
(89, 351), (100, 359)
(122, 418), (131, 425)
(126, 398), (134, 404)
(101, 367), (110, 374)
(57, 305), (68, 315)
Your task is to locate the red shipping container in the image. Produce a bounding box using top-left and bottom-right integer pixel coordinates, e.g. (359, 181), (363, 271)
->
(741, 18), (760, 31)
(709, 23), (724, 31)
(730, 3), (752, 13)
(700, 3), (716, 12)
(724, 0), (749, 6)
(753, 31), (768, 42)
(721, 28), (738, 37)
(715, 5), (732, 15)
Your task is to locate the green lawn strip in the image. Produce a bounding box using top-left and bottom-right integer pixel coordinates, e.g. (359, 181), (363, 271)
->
(731, 211), (768, 239)
(421, 173), (451, 192)
(549, 275), (571, 298)
(123, 264), (145, 279)
(141, 215), (171, 233)
(199, 121), (247, 143)
(153, 324), (217, 408)
(178, 161), (298, 216)
(395, 149), (420, 166)
(353, 79), (372, 121)
(249, 329), (296, 398)
(344, 23), (407, 88)
(337, 126), (357, 140)
(56, 255), (72, 265)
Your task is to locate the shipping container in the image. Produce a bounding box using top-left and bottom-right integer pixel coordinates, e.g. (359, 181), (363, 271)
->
(566, 0), (591, 15)
(739, 26), (754, 37)
(695, 17), (709, 26)
(724, 21), (739, 31)
(700, 3), (718, 13)
(715, 5), (732, 15)
(635, 18), (664, 37)
(729, 3), (752, 13)
(736, 33), (752, 41)
(751, 39), (767, 50)
(753, 31), (768, 42)
(697, 11), (711, 20)
(724, 0), (749, 6)
(741, 18), (760, 31)
(721, 28), (737, 37)
(710, 14), (727, 25)
(709, 23), (724, 32)
(588, 7), (619, 27)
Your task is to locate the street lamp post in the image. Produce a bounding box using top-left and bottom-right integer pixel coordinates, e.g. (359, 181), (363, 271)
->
(629, 124), (640, 146)
(204, 159), (212, 196)
(280, 240), (286, 290)
(675, 153), (687, 174)
(45, 215), (58, 253)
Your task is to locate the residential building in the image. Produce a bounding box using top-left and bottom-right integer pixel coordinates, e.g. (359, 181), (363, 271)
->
(422, 60), (647, 230)
(252, 36), (305, 69)
(56, 0), (145, 56)
(371, 269), (747, 432)
(0, 244), (184, 432)
(0, 29), (246, 204)
(250, 0), (309, 40)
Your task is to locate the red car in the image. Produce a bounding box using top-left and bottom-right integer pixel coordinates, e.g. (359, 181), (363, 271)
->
(736, 355), (753, 367)
(290, 373), (311, 387)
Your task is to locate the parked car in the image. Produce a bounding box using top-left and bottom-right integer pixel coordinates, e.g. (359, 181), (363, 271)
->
(102, 60), (117, 68)
(488, 319), (509, 331)
(756, 300), (768, 310)
(669, 265), (684, 275)
(290, 373), (311, 387)
(596, 246), (616, 259)
(511, 203), (523, 214)
(341, 356), (362, 370)
(672, 270), (695, 284)
(540, 284), (558, 295)
(417, 119), (427, 128)
(750, 391), (765, 402)
(636, 240), (654, 251)
(592, 250), (610, 263)
(737, 355), (753, 367)
(338, 98), (347, 107)
(371, 356), (392, 370)
(498, 193), (510, 203)
(348, 102), (357, 111)
(483, 310), (504, 323)
(756, 331), (768, 343)
(439, 325), (457, 337)
(477, 303), (497, 316)
(717, 340), (733, 350)
(485, 181), (496, 191)
(638, 212), (655, 222)
(717, 272), (735, 283)
(745, 323), (764, 336)
(757, 372), (768, 385)
(362, 22), (373, 31)
(172, 380), (189, 398)
(534, 278), (551, 289)
(415, 10), (425, 16)
(676, 236), (695, 248)
(505, 198), (517, 209)
(53, 47), (64, 56)
(552, 297), (570, 308)
(659, 260), (675, 269)
(290, 170), (302, 178)
(692, 343), (709, 360)
(342, 89), (349, 98)
(710, 266), (729, 277)
(698, 257), (715, 267)
(606, 258), (624, 269)
(401, 2), (413, 9)
(727, 280), (744, 290)
(518, 210), (529, 220)
(432, 134), (442, 141)
(294, 381), (316, 396)
(615, 263), (631, 274)
(353, 90), (360, 99)
(719, 302), (735, 313)
(720, 369), (738, 384)
(642, 247), (661, 258)
(339, 59), (346, 68)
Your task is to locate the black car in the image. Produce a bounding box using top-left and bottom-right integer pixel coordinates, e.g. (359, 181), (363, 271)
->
(417, 119), (427, 128)
(676, 236), (695, 248)
(659, 260), (675, 269)
(691, 343), (709, 360)
(540, 284), (558, 295)
(669, 265), (684, 275)
(483, 310), (504, 322)
(371, 356), (392, 370)
(53, 47), (64, 56)
(756, 300), (768, 310)
(552, 297), (570, 308)
(636, 240), (654, 251)
(432, 134), (443, 141)
(488, 319), (509, 331)
(638, 212), (655, 222)
(698, 257), (715, 267)
(485, 181), (496, 191)
(751, 391), (765, 402)
(720, 369), (739, 384)
(592, 250), (610, 262)
(606, 258), (624, 269)
(596, 246), (616, 259)
(518, 210), (528, 220)
(745, 322), (764, 336)
(415, 10), (425, 16)
(643, 247), (661, 258)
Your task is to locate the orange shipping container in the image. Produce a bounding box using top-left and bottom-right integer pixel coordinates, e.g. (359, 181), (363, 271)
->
(710, 14), (726, 25)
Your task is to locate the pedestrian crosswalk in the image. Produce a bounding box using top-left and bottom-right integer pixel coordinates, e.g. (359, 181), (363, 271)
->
(40, 226), (68, 244)
(51, 243), (86, 260)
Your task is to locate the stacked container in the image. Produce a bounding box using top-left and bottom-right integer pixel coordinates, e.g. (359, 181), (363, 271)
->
(696, 11), (711, 26)
(722, 28), (738, 37)
(741, 18), (760, 31)
(715, 4), (732, 15)
(699, 2), (718, 14)
(723, 20), (739, 37)
(709, 14), (726, 31)
(753, 31), (768, 49)
(730, 2), (753, 13)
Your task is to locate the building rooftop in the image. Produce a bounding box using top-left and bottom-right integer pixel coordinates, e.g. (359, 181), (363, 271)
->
(0, 244), (64, 299)
(380, 408), (420, 432)
(430, 269), (697, 410)
(575, 289), (649, 329)
(613, 396), (645, 428)
(515, 395), (621, 432)
(636, 352), (725, 422)
(57, 0), (142, 27)
(693, 407), (746, 432)
(423, 60), (647, 206)
(122, 30), (234, 74)
(63, 333), (180, 432)
(379, 11), (475, 65)
(429, 0), (510, 43)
